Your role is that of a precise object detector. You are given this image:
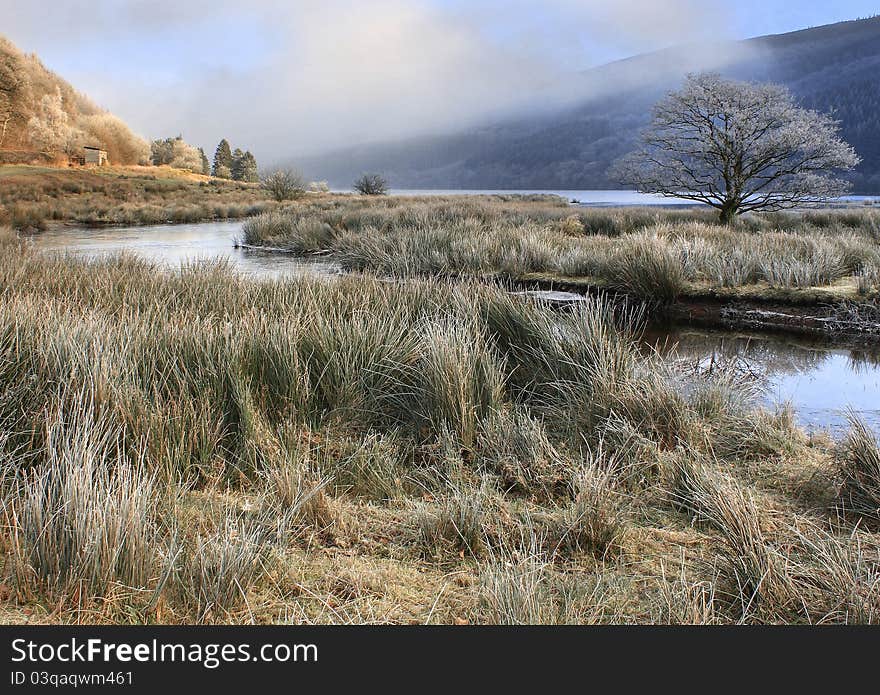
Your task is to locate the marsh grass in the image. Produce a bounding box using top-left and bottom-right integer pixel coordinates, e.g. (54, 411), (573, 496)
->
(4, 402), (161, 602)
(476, 407), (563, 496)
(0, 166), (277, 229)
(0, 224), (878, 624)
(169, 514), (269, 622)
(323, 431), (412, 501)
(669, 455), (790, 618)
(257, 435), (334, 535)
(409, 481), (491, 557)
(242, 198), (880, 301)
(475, 535), (616, 624)
(606, 231), (685, 301)
(836, 413), (880, 518)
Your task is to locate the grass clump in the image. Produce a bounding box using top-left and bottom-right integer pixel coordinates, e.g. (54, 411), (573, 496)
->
(169, 514), (268, 623)
(409, 482), (491, 558)
(4, 404), (161, 603)
(835, 413), (880, 518)
(606, 231), (685, 302)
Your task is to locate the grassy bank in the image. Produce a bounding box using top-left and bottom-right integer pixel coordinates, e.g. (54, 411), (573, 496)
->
(0, 164), (280, 230)
(241, 196), (880, 306)
(1, 227), (879, 624)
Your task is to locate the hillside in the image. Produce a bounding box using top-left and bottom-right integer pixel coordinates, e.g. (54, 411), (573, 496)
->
(296, 16), (880, 193)
(0, 35), (149, 166)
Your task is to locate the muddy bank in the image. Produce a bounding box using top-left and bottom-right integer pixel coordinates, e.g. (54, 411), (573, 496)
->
(508, 275), (880, 344)
(668, 299), (880, 342)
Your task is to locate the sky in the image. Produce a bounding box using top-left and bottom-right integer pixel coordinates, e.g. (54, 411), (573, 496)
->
(1, 1), (877, 162)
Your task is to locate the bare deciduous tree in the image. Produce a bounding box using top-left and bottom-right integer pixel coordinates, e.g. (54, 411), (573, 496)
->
(612, 73), (860, 224)
(261, 169), (307, 201)
(353, 173), (389, 196)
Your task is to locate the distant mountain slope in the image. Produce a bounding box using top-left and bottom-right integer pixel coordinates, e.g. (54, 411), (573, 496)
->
(0, 35), (148, 165)
(296, 16), (880, 193)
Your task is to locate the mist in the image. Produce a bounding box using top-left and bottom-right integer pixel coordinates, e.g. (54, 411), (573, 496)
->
(0, 0), (748, 161)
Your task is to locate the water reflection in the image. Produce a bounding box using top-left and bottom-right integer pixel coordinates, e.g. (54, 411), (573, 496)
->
(648, 327), (880, 434)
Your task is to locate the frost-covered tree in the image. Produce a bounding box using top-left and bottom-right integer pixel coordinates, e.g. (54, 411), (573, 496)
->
(212, 139), (233, 178)
(261, 169), (306, 201)
(231, 149), (258, 182)
(27, 87), (84, 156)
(169, 138), (203, 171)
(612, 73), (860, 224)
(353, 173), (388, 196)
(80, 113), (149, 165)
(198, 147), (210, 175)
(0, 50), (28, 147)
(150, 135), (201, 170)
(150, 137), (175, 166)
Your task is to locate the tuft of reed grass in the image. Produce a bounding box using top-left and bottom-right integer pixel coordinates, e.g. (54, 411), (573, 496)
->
(169, 514), (268, 623)
(835, 413), (880, 518)
(669, 454), (791, 619)
(606, 231), (685, 302)
(408, 481), (491, 557)
(4, 404), (161, 601)
(415, 319), (506, 450)
(475, 535), (614, 624)
(476, 407), (562, 496)
(258, 436), (334, 536)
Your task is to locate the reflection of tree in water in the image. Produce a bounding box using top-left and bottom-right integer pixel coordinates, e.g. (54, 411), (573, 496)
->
(644, 326), (880, 434)
(646, 329), (828, 378)
(848, 347), (880, 373)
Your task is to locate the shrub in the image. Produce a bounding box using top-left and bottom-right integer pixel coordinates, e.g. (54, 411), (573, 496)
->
(353, 173), (388, 196)
(261, 170), (307, 202)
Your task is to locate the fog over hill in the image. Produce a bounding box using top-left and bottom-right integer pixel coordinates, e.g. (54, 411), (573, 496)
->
(293, 16), (880, 193)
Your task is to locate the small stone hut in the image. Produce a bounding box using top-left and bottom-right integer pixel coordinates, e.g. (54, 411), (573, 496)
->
(83, 146), (108, 166)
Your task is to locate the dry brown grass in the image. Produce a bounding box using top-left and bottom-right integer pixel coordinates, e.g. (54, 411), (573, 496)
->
(0, 164), (282, 230)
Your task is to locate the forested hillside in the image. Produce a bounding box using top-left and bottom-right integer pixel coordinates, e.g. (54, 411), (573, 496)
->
(0, 36), (149, 165)
(297, 16), (880, 193)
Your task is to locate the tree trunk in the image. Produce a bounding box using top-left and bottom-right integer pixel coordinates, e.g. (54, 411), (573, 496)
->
(718, 202), (737, 226)
(0, 113), (9, 148)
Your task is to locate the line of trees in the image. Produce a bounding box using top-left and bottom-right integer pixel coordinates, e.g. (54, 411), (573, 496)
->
(149, 136), (259, 181)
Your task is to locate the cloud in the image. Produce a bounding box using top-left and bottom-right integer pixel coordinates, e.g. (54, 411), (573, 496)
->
(0, 0), (740, 162)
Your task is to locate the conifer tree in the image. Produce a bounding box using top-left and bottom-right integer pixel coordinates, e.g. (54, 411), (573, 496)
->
(212, 139), (232, 178)
(236, 151), (259, 182)
(230, 147), (245, 180)
(198, 147), (210, 175)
